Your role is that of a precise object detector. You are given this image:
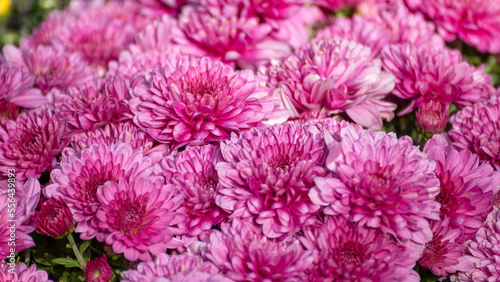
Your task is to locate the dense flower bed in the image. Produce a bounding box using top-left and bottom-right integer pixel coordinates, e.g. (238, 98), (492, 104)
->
(1, 0), (500, 281)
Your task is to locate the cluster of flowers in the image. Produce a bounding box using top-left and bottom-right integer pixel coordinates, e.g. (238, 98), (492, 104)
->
(1, 0), (500, 281)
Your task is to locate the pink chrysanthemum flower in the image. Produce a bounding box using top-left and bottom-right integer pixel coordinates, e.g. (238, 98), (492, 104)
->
(454, 209), (500, 281)
(266, 38), (396, 129)
(299, 215), (421, 281)
(134, 0), (187, 15)
(0, 109), (68, 180)
(424, 134), (500, 243)
(70, 121), (170, 164)
(200, 219), (315, 281)
(0, 178), (41, 259)
(121, 253), (225, 282)
(44, 142), (155, 240)
(448, 97), (500, 170)
(96, 178), (184, 262)
(359, 2), (444, 50)
(310, 125), (441, 245)
(314, 15), (392, 58)
(52, 0), (155, 71)
(157, 145), (228, 241)
(0, 262), (52, 282)
(55, 75), (131, 133)
(405, 0), (500, 53)
(85, 255), (113, 282)
(2, 44), (94, 95)
(382, 44), (495, 115)
(177, 3), (290, 68)
(415, 101), (450, 134)
(216, 123), (326, 238)
(0, 64), (46, 108)
(130, 56), (284, 148)
(418, 219), (473, 277)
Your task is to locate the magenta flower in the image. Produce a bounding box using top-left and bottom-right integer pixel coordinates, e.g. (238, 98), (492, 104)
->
(0, 178), (41, 259)
(0, 262), (52, 282)
(314, 15), (392, 58)
(0, 64), (45, 108)
(266, 38), (396, 129)
(85, 255), (113, 282)
(310, 125), (441, 245)
(416, 101), (450, 134)
(55, 75), (131, 133)
(382, 44), (495, 115)
(454, 209), (500, 281)
(201, 219), (315, 281)
(405, 0), (500, 53)
(177, 3), (290, 67)
(313, 0), (360, 11)
(448, 97), (500, 171)
(2, 44), (94, 94)
(216, 123), (326, 238)
(299, 215), (421, 281)
(32, 197), (75, 239)
(96, 178), (184, 261)
(121, 254), (225, 282)
(157, 144), (228, 240)
(0, 109), (68, 180)
(70, 121), (171, 164)
(424, 134), (500, 243)
(44, 142), (155, 240)
(130, 56), (283, 148)
(418, 219), (473, 277)
(0, 101), (18, 122)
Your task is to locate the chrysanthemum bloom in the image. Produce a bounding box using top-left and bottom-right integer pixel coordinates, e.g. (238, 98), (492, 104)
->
(20, 11), (70, 50)
(44, 142), (155, 240)
(404, 0), (500, 54)
(0, 64), (46, 108)
(314, 15), (392, 58)
(416, 101), (450, 134)
(310, 125), (441, 245)
(0, 262), (52, 282)
(299, 215), (421, 281)
(32, 197), (75, 239)
(55, 75), (131, 133)
(96, 178), (184, 261)
(60, 0), (158, 70)
(121, 254), (224, 282)
(201, 219), (315, 281)
(454, 209), (500, 281)
(70, 121), (170, 164)
(157, 144), (227, 241)
(418, 219), (473, 277)
(424, 134), (500, 242)
(0, 178), (41, 259)
(2, 44), (94, 95)
(85, 255), (113, 282)
(360, 2), (444, 50)
(177, 3), (290, 68)
(382, 44), (495, 115)
(216, 123), (326, 238)
(448, 97), (500, 170)
(0, 109), (68, 180)
(0, 101), (18, 122)
(266, 38), (396, 129)
(130, 56), (284, 148)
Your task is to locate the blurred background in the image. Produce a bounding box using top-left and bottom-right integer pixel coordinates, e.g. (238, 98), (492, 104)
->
(0, 0), (70, 47)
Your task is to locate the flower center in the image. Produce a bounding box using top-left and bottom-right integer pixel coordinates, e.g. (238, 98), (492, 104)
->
(334, 241), (365, 265)
(182, 75), (227, 100)
(268, 153), (296, 171)
(118, 201), (146, 233)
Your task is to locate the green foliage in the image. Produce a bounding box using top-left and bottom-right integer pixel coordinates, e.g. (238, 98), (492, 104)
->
(0, 0), (70, 47)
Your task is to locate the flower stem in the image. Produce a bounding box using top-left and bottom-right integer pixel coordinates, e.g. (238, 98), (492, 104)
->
(67, 233), (86, 270)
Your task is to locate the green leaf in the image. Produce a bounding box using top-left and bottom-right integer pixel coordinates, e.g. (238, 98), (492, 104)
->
(53, 257), (81, 268)
(82, 248), (91, 263)
(79, 240), (91, 254)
